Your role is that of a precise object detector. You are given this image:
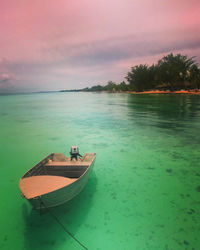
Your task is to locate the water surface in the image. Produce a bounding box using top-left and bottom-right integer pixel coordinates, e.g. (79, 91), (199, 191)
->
(0, 92), (200, 250)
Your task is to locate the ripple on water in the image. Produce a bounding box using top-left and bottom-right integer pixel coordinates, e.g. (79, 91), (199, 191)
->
(1, 93), (200, 250)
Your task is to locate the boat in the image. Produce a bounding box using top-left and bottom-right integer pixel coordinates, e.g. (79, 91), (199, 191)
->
(19, 146), (96, 209)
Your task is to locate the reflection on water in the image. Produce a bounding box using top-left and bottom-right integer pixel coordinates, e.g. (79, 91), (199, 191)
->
(0, 92), (200, 250)
(127, 94), (200, 127)
(23, 173), (97, 250)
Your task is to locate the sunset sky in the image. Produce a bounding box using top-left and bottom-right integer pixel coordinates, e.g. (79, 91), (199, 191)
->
(0, 0), (200, 93)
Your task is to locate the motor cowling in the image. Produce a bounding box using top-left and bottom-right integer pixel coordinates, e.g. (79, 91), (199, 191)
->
(70, 146), (81, 160)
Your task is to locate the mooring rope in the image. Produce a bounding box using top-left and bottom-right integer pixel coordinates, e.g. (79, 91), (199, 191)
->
(39, 198), (88, 250)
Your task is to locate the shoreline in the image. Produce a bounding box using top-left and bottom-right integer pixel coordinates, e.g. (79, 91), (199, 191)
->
(127, 90), (200, 95)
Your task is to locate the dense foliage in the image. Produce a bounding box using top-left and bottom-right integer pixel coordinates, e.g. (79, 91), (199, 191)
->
(126, 53), (200, 91)
(82, 81), (131, 92)
(126, 64), (157, 92)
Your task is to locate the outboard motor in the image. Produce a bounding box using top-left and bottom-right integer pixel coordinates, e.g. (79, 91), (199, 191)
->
(70, 146), (82, 160)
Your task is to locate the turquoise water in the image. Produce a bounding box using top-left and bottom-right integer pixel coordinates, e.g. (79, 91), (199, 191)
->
(0, 92), (200, 250)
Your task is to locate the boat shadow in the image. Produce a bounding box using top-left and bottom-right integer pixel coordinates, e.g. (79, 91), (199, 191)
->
(22, 172), (97, 250)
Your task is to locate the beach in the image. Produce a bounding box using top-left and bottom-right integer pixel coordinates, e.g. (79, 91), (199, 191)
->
(128, 90), (200, 95)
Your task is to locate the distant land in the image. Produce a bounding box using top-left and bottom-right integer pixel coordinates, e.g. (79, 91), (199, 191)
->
(61, 53), (200, 94)
(60, 87), (200, 95)
(0, 90), (59, 96)
(60, 89), (83, 92)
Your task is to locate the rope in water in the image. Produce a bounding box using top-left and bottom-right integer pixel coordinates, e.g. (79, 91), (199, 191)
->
(39, 198), (88, 250)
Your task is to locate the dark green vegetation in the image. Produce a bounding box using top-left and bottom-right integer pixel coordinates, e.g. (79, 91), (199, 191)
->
(82, 80), (130, 92)
(126, 53), (200, 92)
(60, 81), (130, 93)
(61, 53), (200, 92)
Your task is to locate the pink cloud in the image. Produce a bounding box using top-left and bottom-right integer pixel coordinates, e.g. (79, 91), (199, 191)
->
(0, 0), (199, 92)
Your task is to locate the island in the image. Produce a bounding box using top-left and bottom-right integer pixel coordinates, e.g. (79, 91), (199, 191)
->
(61, 53), (200, 95)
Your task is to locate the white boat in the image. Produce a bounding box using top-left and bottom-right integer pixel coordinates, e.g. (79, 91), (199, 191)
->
(19, 147), (96, 209)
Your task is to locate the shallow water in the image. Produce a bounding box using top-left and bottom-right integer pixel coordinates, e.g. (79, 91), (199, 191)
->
(0, 92), (200, 250)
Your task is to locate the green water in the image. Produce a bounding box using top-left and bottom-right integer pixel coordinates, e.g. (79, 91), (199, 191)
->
(0, 92), (200, 250)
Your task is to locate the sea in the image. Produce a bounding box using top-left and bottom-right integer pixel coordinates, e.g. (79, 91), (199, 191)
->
(0, 92), (200, 250)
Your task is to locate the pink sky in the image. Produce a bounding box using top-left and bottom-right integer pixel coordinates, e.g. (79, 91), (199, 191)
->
(0, 0), (200, 92)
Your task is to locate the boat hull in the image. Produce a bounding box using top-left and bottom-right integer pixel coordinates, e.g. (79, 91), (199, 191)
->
(27, 159), (95, 209)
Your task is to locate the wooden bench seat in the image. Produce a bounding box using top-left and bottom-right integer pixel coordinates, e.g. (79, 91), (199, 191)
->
(19, 175), (77, 199)
(44, 161), (89, 167)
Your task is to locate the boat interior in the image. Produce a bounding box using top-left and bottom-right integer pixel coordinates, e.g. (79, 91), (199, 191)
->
(22, 153), (95, 179)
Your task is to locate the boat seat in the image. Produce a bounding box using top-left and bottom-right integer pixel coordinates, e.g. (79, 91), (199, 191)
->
(44, 161), (89, 167)
(43, 162), (89, 178)
(19, 175), (77, 199)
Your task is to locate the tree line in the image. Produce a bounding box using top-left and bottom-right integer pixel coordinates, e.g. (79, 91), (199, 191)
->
(81, 53), (200, 92)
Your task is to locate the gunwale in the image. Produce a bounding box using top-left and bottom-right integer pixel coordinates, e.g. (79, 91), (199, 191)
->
(19, 153), (96, 202)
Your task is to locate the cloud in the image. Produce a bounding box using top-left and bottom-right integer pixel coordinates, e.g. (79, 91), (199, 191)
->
(0, 0), (200, 92)
(0, 73), (15, 91)
(37, 28), (200, 69)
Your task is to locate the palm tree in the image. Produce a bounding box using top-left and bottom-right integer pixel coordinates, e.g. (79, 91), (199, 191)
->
(156, 53), (196, 90)
(126, 64), (157, 91)
(188, 64), (200, 89)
